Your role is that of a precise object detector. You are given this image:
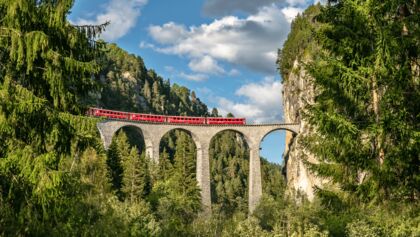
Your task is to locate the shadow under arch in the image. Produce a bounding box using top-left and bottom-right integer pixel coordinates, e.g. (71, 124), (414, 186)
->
(112, 125), (146, 153)
(159, 127), (201, 162)
(210, 128), (252, 148)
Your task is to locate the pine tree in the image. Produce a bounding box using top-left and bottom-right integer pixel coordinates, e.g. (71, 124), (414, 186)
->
(159, 148), (173, 180)
(78, 147), (111, 201)
(107, 131), (128, 198)
(173, 132), (199, 197)
(122, 147), (151, 203)
(0, 0), (107, 234)
(210, 131), (249, 215)
(302, 0), (419, 201)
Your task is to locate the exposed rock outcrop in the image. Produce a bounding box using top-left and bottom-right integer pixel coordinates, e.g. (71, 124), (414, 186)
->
(282, 60), (323, 201)
(279, 4), (325, 200)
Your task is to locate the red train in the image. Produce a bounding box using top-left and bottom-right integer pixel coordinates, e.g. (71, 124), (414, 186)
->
(87, 108), (246, 125)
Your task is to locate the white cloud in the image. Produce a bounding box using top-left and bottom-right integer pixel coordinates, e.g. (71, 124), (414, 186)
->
(146, 5), (291, 74)
(281, 7), (304, 23)
(179, 72), (209, 82)
(73, 0), (147, 41)
(139, 41), (156, 50)
(228, 69), (240, 76)
(217, 77), (283, 123)
(148, 22), (187, 44)
(164, 66), (175, 73)
(188, 56), (225, 74)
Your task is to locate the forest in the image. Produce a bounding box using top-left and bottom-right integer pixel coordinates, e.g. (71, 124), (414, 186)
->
(0, 0), (419, 236)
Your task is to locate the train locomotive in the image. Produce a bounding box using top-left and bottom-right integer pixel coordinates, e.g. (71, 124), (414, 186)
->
(87, 107), (246, 125)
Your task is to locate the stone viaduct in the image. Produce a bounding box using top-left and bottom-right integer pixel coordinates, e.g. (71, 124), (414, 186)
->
(97, 120), (300, 214)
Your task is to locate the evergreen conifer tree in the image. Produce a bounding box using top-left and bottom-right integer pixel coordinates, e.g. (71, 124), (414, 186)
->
(303, 0), (419, 201)
(173, 132), (199, 197)
(159, 148), (173, 180)
(122, 147), (150, 203)
(0, 0), (107, 233)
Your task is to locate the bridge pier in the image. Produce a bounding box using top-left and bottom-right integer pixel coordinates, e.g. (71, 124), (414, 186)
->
(248, 143), (263, 214)
(196, 140), (211, 215)
(145, 136), (161, 163)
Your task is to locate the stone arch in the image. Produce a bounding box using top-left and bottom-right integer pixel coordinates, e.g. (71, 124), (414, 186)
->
(257, 127), (299, 167)
(111, 125), (147, 152)
(158, 127), (202, 157)
(259, 127), (298, 148)
(96, 121), (147, 151)
(208, 128), (251, 214)
(209, 128), (252, 148)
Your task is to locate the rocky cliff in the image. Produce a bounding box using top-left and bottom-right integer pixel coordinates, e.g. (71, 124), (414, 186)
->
(279, 5), (325, 200)
(282, 60), (324, 201)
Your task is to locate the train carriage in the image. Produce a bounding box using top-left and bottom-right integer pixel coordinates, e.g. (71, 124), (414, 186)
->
(131, 113), (165, 123)
(89, 108), (129, 120)
(167, 116), (206, 124)
(206, 117), (246, 125)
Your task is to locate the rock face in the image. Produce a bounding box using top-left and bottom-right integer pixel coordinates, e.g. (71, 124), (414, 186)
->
(282, 60), (323, 201)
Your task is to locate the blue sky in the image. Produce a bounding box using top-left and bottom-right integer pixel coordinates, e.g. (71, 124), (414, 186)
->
(69, 0), (316, 164)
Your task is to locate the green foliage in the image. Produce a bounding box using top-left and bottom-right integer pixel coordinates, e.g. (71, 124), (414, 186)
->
(301, 0), (420, 202)
(0, 0), (107, 235)
(275, 1), (419, 236)
(122, 148), (151, 203)
(210, 131), (250, 216)
(278, 4), (321, 80)
(0, 0), (105, 113)
(261, 157), (286, 200)
(152, 130), (202, 235)
(106, 131), (127, 198)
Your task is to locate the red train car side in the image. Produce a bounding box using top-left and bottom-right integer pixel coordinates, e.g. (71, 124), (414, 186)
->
(167, 116), (206, 124)
(131, 113), (165, 123)
(91, 108), (129, 120)
(206, 117), (245, 125)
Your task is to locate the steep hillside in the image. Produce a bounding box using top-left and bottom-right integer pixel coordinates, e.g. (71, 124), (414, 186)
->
(93, 43), (209, 116)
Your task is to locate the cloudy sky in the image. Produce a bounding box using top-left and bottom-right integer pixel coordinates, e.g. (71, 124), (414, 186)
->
(69, 0), (316, 163)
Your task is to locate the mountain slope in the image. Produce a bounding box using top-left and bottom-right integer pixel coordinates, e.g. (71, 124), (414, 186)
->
(93, 43), (209, 116)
